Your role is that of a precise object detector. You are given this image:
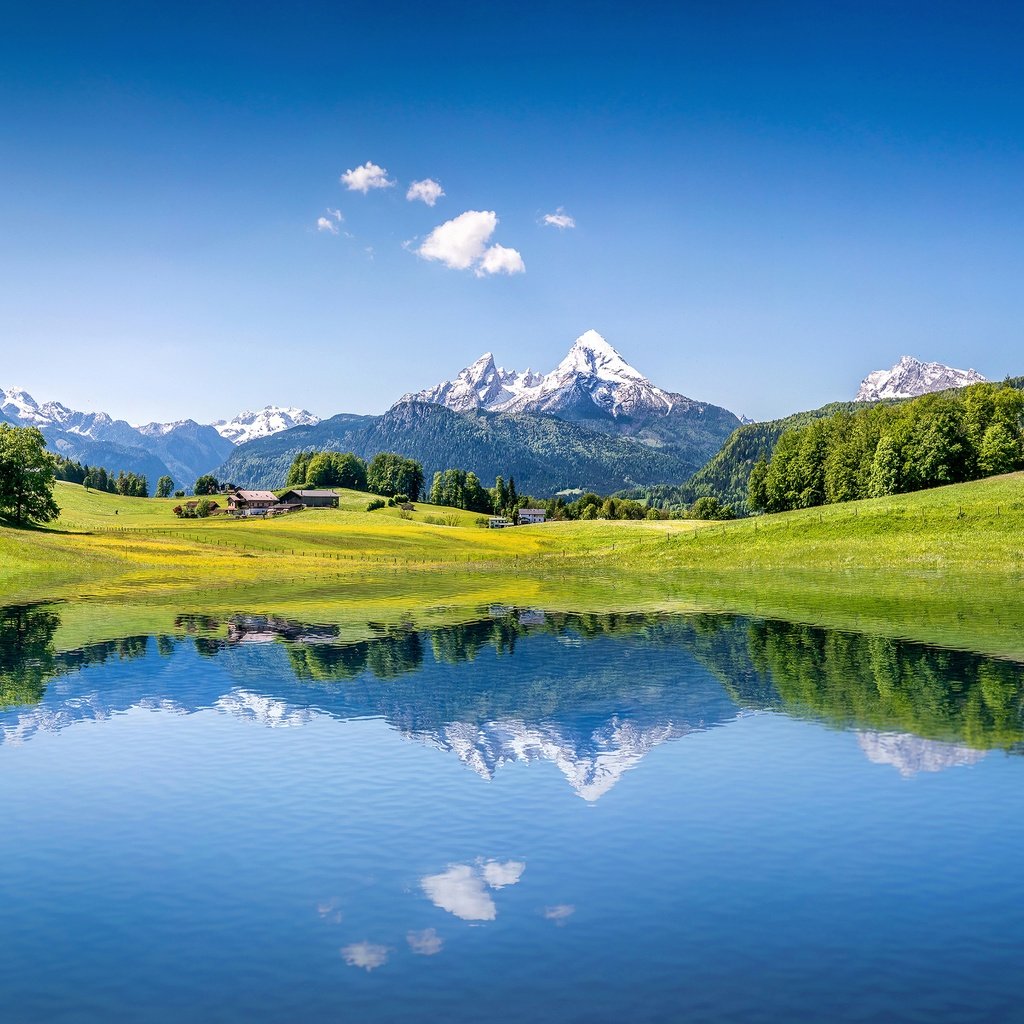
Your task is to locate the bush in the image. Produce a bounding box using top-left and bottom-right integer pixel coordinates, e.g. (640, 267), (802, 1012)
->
(366, 498), (386, 511)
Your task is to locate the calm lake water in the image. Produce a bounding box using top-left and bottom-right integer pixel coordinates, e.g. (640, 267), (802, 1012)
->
(2, 603), (1023, 1023)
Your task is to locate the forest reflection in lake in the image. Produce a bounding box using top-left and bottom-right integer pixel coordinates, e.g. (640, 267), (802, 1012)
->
(2, 601), (1024, 1022)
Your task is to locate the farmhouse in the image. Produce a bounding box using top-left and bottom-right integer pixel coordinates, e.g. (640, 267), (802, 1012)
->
(517, 508), (547, 525)
(227, 489), (278, 514)
(487, 516), (513, 529)
(279, 489), (340, 508)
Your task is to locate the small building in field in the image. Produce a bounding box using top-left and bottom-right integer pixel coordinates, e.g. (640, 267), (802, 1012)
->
(227, 489), (279, 514)
(487, 516), (513, 529)
(279, 489), (339, 508)
(517, 508), (547, 525)
(267, 502), (304, 517)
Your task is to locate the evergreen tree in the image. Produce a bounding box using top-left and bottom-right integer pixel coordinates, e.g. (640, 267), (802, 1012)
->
(286, 451), (312, 486)
(156, 475), (174, 498)
(492, 476), (507, 515)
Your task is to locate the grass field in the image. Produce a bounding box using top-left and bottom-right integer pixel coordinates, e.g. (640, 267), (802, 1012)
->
(3, 475), (1024, 658)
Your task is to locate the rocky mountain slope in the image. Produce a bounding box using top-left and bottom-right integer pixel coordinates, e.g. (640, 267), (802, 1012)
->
(406, 329), (737, 436)
(856, 355), (986, 401)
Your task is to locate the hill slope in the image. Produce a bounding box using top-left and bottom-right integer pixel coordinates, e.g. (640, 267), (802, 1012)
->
(622, 401), (868, 512)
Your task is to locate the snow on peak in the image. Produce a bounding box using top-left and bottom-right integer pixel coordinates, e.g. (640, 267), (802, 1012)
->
(213, 406), (321, 445)
(0, 387), (47, 424)
(551, 330), (650, 386)
(403, 330), (677, 420)
(856, 356), (987, 402)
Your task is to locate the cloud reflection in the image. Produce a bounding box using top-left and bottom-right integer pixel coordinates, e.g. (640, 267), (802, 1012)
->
(421, 859), (526, 921)
(407, 928), (444, 955)
(341, 941), (390, 971)
(544, 904), (575, 925)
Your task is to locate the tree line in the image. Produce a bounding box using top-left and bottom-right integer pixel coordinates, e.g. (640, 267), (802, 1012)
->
(285, 450), (425, 501)
(55, 456), (152, 497)
(748, 381), (1024, 514)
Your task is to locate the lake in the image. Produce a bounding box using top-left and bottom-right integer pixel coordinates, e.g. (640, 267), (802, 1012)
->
(2, 602), (1023, 1022)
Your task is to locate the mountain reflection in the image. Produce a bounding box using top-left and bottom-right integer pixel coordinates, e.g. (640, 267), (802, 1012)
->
(1, 603), (1022, 791)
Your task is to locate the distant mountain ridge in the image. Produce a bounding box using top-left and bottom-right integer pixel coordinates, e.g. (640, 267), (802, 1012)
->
(212, 406), (320, 444)
(856, 356), (986, 401)
(0, 386), (314, 486)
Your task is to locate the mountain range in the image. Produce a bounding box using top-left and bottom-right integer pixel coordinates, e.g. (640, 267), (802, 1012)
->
(855, 355), (986, 402)
(2, 340), (995, 496)
(0, 387), (318, 488)
(217, 332), (742, 493)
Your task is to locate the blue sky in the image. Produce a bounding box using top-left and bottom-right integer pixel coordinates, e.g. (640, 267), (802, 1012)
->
(2, 1), (1022, 423)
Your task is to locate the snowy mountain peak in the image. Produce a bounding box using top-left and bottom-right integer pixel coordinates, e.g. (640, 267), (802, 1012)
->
(856, 356), (987, 402)
(0, 387), (46, 423)
(557, 330), (644, 383)
(212, 406), (321, 445)
(403, 330), (684, 421)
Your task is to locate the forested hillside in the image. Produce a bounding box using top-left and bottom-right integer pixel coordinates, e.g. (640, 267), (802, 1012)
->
(620, 402), (867, 514)
(749, 380), (1024, 513)
(216, 401), (707, 494)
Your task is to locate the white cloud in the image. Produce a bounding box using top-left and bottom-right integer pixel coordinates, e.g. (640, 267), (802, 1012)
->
(477, 243), (525, 277)
(481, 860), (526, 888)
(406, 178), (445, 206)
(543, 208), (576, 229)
(316, 208), (344, 233)
(340, 941), (389, 971)
(407, 928), (444, 955)
(418, 210), (497, 270)
(417, 210), (525, 277)
(341, 161), (395, 193)
(421, 864), (496, 921)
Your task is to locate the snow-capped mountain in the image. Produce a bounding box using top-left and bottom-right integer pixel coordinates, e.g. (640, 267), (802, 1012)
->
(405, 329), (718, 425)
(0, 386), (232, 484)
(212, 406), (321, 445)
(406, 353), (543, 412)
(420, 716), (693, 802)
(856, 356), (987, 402)
(0, 387), (140, 445)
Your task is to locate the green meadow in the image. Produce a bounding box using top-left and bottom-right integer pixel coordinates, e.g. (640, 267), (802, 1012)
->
(3, 475), (1024, 659)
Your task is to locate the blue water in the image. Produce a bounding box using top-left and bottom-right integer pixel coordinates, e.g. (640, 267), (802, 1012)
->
(2, 606), (1023, 1022)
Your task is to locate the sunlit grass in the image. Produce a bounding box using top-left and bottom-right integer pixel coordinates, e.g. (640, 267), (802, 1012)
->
(3, 475), (1024, 658)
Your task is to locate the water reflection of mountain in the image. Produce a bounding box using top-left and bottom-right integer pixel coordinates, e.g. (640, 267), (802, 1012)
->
(1, 604), (1022, 792)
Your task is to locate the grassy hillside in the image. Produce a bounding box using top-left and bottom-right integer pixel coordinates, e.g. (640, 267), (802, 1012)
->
(2, 476), (1024, 658)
